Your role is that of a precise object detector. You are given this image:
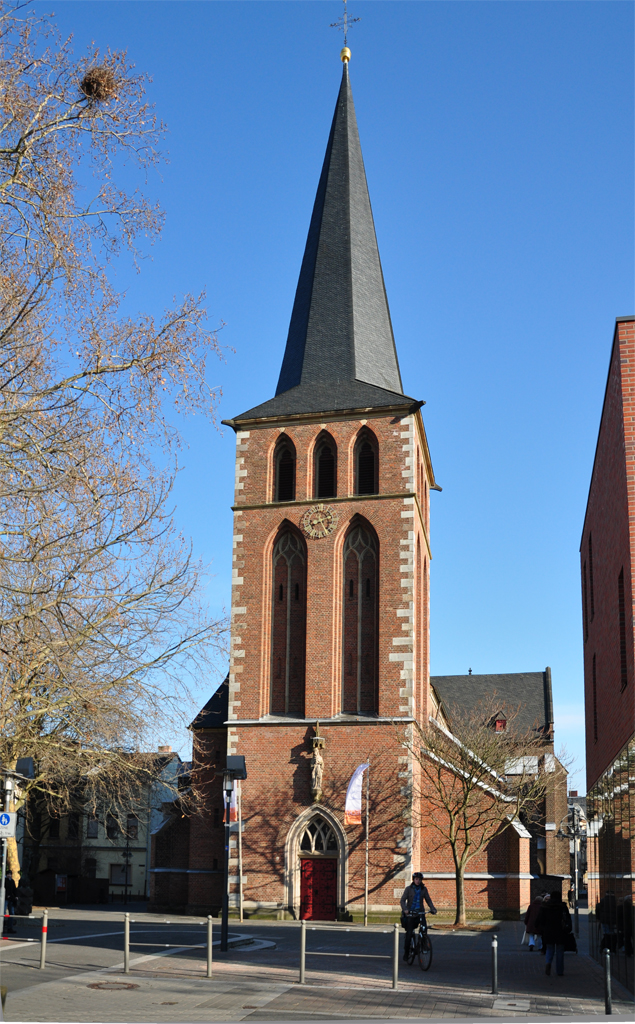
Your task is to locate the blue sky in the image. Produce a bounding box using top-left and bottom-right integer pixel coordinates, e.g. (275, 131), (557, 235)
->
(42, 1), (633, 790)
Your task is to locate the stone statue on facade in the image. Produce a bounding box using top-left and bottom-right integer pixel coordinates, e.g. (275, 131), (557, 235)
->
(310, 722), (326, 803)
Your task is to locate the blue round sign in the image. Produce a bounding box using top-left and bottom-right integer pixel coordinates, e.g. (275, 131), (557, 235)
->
(0, 813), (10, 826)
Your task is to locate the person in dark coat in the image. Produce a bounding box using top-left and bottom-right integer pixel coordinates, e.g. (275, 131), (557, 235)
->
(524, 896), (545, 951)
(16, 877), (33, 917)
(3, 870), (18, 934)
(536, 890), (572, 976)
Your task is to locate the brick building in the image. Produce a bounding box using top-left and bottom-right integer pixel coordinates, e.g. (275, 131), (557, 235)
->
(150, 55), (566, 921)
(582, 315), (635, 991)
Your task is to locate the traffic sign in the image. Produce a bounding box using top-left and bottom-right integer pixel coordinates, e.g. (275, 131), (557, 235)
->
(0, 812), (16, 838)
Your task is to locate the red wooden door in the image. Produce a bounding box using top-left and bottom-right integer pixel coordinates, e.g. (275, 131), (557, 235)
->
(300, 858), (337, 920)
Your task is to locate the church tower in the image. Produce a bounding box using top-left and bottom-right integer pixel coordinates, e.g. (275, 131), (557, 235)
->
(221, 52), (438, 919)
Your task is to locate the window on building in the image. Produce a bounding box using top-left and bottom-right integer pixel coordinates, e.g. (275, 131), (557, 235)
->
(314, 433), (337, 498)
(213, 807), (220, 828)
(355, 431), (378, 495)
(213, 858), (218, 870)
(592, 653), (598, 742)
(109, 864), (131, 885)
(126, 814), (139, 840)
(342, 521), (379, 715)
(84, 857), (97, 879)
(106, 815), (120, 841)
(275, 438), (296, 502)
(48, 817), (60, 840)
(583, 562), (589, 641)
(299, 816), (338, 854)
(86, 816), (99, 839)
(67, 813), (80, 840)
(618, 568), (628, 690)
(270, 528), (307, 715)
(589, 534), (595, 619)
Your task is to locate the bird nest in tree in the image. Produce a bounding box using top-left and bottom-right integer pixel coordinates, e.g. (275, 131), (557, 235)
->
(80, 66), (117, 102)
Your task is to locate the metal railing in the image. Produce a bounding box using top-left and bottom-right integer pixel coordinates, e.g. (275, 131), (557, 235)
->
(123, 912), (213, 977)
(298, 920), (400, 990)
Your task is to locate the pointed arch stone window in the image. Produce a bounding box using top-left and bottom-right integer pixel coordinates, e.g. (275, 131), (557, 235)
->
(354, 430), (378, 495)
(299, 816), (338, 854)
(271, 528), (306, 715)
(314, 432), (337, 499)
(275, 437), (296, 502)
(342, 521), (379, 715)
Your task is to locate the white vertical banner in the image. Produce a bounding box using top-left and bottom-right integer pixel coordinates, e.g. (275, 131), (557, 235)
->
(344, 763), (369, 825)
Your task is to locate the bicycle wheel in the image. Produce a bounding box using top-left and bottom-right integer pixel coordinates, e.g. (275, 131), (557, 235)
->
(417, 933), (433, 971)
(407, 938), (417, 966)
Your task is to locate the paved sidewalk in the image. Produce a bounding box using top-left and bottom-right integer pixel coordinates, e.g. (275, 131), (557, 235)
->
(2, 912), (633, 1021)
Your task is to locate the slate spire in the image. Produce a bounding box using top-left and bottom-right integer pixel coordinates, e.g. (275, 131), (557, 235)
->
(276, 61), (403, 398)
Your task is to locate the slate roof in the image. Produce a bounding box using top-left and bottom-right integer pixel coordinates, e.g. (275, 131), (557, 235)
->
(190, 675), (229, 730)
(430, 670), (554, 737)
(230, 62), (417, 425)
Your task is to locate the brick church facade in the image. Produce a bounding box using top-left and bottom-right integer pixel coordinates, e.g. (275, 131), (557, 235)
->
(150, 55), (567, 920)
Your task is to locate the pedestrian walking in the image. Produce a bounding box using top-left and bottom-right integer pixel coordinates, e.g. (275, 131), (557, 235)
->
(524, 895), (545, 951)
(536, 890), (572, 977)
(3, 869), (18, 934)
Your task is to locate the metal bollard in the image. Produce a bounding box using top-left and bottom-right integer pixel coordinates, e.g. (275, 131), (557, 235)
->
(124, 912), (130, 974)
(392, 922), (399, 990)
(39, 909), (48, 970)
(491, 934), (498, 995)
(299, 920), (306, 984)
(206, 916), (213, 979)
(604, 949), (612, 1015)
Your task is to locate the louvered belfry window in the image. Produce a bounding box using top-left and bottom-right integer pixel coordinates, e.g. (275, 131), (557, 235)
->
(355, 431), (378, 495)
(315, 435), (337, 498)
(275, 439), (296, 502)
(342, 522), (379, 715)
(271, 529), (306, 715)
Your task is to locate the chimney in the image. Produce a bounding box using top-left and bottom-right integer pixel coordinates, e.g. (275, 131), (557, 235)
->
(158, 745), (172, 753)
(570, 790), (578, 798)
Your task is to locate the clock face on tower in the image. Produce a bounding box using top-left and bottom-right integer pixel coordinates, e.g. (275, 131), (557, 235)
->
(301, 504), (338, 539)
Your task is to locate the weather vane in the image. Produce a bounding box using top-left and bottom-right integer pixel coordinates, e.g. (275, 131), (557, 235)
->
(330, 0), (361, 48)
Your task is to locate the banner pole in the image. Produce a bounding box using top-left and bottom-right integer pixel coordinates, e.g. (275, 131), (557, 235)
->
(364, 762), (369, 927)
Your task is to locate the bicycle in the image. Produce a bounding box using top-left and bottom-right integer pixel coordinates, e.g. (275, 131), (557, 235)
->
(406, 913), (433, 970)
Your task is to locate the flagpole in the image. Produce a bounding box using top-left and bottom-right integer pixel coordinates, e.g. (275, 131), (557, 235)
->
(364, 762), (369, 927)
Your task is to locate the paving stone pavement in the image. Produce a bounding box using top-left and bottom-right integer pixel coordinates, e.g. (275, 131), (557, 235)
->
(2, 912), (633, 1021)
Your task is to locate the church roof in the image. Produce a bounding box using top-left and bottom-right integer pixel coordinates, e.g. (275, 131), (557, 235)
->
(430, 670), (554, 738)
(229, 61), (418, 425)
(190, 675), (229, 730)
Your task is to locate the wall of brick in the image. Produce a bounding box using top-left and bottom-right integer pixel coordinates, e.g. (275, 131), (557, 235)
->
(582, 318), (635, 789)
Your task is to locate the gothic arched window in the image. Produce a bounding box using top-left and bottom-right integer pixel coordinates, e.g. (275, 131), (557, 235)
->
(342, 521), (379, 715)
(271, 529), (306, 715)
(354, 430), (378, 495)
(275, 437), (296, 502)
(314, 433), (337, 499)
(300, 816), (338, 853)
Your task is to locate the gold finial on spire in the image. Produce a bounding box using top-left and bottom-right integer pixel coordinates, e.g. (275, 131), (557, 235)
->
(331, 0), (360, 58)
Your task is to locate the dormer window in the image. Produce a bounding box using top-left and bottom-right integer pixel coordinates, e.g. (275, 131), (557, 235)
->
(495, 717), (507, 733)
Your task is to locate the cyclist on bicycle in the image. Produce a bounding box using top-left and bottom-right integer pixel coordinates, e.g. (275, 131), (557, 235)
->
(400, 871), (437, 960)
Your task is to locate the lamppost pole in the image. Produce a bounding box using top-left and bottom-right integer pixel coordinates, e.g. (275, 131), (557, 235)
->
(0, 775), (14, 937)
(557, 804), (583, 937)
(220, 772), (233, 953)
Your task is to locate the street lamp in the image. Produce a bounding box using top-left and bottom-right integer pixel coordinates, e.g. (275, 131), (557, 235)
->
(220, 756), (247, 953)
(556, 802), (584, 936)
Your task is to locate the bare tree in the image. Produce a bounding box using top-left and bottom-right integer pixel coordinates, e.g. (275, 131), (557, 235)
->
(403, 701), (566, 926)
(0, 3), (228, 878)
